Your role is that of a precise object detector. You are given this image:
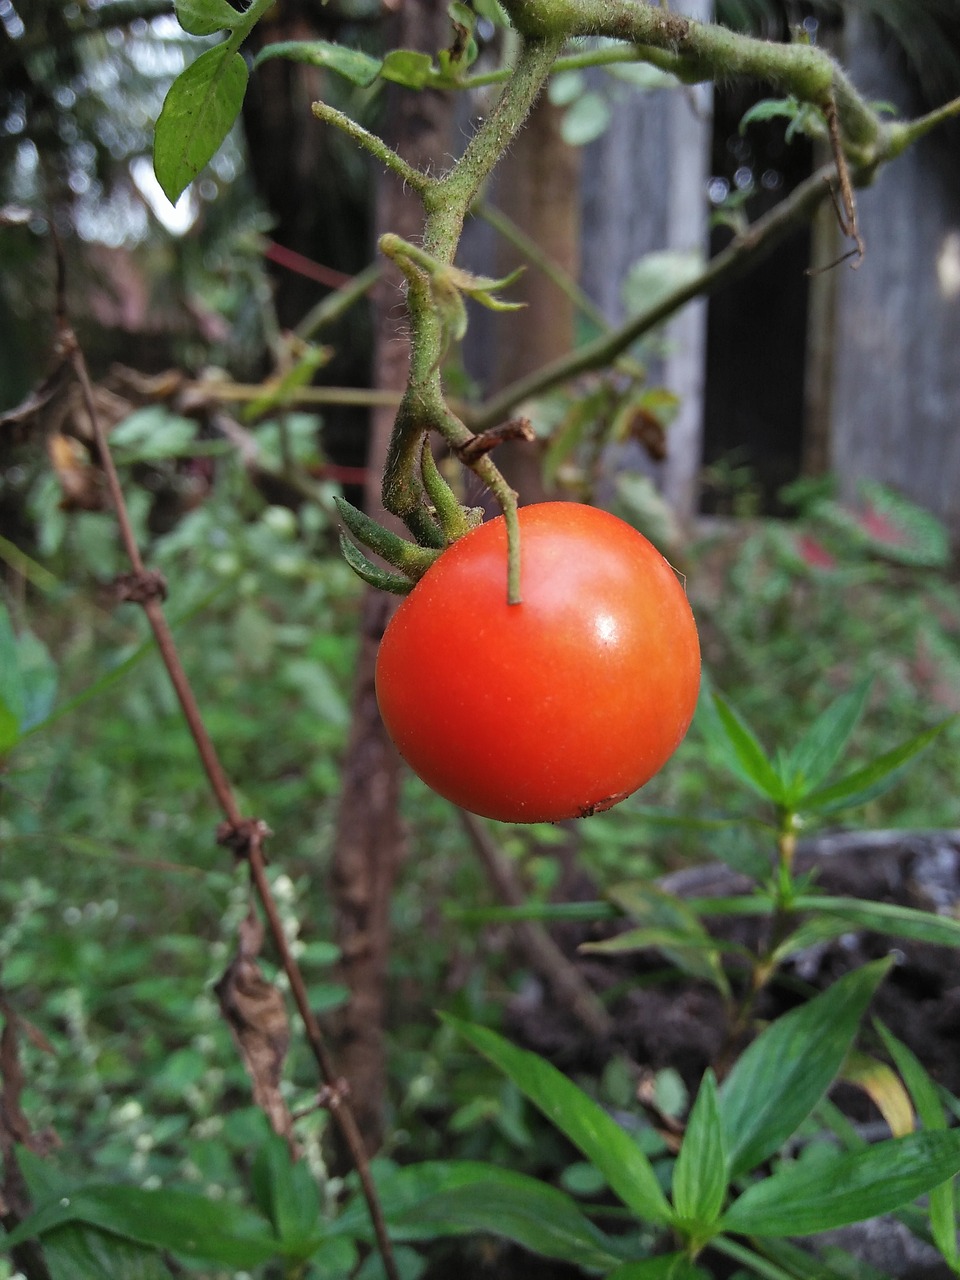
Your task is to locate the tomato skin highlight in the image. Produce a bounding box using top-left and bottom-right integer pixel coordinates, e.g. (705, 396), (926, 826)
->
(374, 502), (701, 823)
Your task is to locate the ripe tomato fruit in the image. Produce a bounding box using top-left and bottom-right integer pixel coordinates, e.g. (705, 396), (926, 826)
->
(375, 502), (700, 823)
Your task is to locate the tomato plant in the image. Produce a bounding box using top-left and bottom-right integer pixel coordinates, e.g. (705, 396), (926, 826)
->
(375, 502), (701, 823)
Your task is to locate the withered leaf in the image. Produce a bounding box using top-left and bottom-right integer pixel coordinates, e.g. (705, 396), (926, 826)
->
(214, 909), (295, 1148)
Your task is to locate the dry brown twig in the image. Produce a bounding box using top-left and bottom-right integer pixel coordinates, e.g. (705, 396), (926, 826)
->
(37, 229), (402, 1280)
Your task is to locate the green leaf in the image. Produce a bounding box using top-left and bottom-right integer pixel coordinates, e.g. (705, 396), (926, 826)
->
(799, 719), (954, 815)
(0, 694), (19, 753)
(175, 0), (241, 35)
(154, 45), (249, 204)
(607, 1257), (710, 1280)
(782, 678), (872, 802)
(254, 39), (383, 86)
(672, 1070), (727, 1232)
(702, 693), (785, 803)
(40, 1225), (176, 1280)
(794, 896), (960, 950)
(310, 1236), (359, 1278)
(719, 959), (891, 1177)
(603, 882), (731, 995)
(721, 1129), (960, 1237)
(0, 601), (24, 724)
(16, 1153), (175, 1280)
(739, 96), (801, 132)
(442, 1016), (672, 1225)
(874, 1020), (957, 1266)
(4, 1178), (279, 1268)
(380, 49), (434, 89)
(548, 69), (585, 106)
(15, 630), (57, 732)
(110, 407), (197, 461)
(561, 91), (612, 146)
(394, 1168), (625, 1270)
(250, 1131), (321, 1254)
(621, 250), (705, 318)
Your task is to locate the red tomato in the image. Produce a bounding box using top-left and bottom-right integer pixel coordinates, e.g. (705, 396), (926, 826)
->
(375, 502), (700, 823)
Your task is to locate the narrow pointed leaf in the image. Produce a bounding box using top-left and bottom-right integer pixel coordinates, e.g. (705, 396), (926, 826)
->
(442, 1016), (672, 1224)
(605, 883), (730, 994)
(768, 914), (867, 967)
(841, 1051), (913, 1138)
(705, 693), (785, 802)
(800, 719), (954, 815)
(874, 1020), (958, 1265)
(719, 958), (891, 1177)
(783, 678), (872, 801)
(673, 1069), (727, 1229)
(794, 896), (960, 949)
(722, 1129), (960, 1237)
(154, 45), (248, 203)
(394, 1168), (625, 1270)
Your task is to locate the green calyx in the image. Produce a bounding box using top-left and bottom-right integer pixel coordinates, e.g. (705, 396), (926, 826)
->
(334, 495), (439, 595)
(334, 443), (481, 594)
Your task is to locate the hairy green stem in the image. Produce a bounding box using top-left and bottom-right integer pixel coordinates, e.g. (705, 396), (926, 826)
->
(886, 92), (960, 159)
(311, 100), (434, 192)
(500, 0), (885, 157)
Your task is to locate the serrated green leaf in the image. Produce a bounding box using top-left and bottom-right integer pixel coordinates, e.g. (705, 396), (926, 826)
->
(154, 45), (249, 204)
(722, 1129), (960, 1237)
(442, 1016), (672, 1225)
(672, 1070), (727, 1232)
(800, 718), (954, 815)
(393, 1168), (625, 1270)
(719, 959), (891, 1177)
(705, 692), (785, 803)
(175, 0), (241, 36)
(254, 39), (383, 86)
(783, 678), (872, 802)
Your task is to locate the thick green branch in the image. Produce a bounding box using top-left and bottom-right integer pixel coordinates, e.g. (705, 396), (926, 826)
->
(423, 33), (566, 256)
(500, 0), (886, 159)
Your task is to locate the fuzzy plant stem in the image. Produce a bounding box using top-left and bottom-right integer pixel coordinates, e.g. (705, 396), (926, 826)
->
(377, 33), (564, 603)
